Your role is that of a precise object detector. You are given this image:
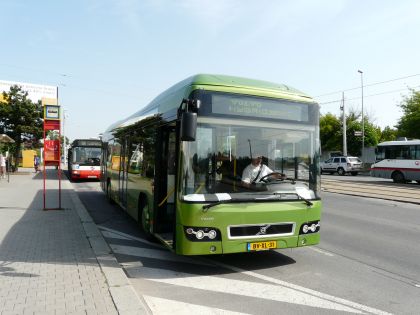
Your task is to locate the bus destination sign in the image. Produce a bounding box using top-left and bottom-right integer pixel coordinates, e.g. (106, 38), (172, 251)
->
(211, 94), (309, 122)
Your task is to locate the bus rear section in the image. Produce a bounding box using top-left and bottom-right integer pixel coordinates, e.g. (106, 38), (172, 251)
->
(68, 139), (102, 180)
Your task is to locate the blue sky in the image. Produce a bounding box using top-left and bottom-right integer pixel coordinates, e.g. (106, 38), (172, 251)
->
(1, 0), (419, 140)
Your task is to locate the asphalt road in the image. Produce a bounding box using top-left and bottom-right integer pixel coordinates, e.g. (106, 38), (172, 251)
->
(71, 178), (420, 315)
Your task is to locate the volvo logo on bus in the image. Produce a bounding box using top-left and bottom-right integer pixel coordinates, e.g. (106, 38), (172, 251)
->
(258, 225), (270, 235)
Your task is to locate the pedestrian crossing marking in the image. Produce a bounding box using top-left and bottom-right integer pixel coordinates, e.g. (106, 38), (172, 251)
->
(99, 227), (391, 315)
(109, 243), (214, 267)
(143, 295), (250, 315)
(131, 267), (376, 314)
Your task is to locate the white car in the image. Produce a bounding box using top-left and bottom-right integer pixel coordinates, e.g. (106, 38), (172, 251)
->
(320, 156), (362, 176)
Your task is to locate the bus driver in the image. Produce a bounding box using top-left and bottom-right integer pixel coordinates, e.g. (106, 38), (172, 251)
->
(241, 154), (283, 187)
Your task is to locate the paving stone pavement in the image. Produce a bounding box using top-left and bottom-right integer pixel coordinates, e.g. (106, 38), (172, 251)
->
(0, 168), (148, 315)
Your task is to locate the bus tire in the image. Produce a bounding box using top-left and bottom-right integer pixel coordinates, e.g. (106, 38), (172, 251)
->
(106, 181), (115, 204)
(391, 171), (405, 183)
(138, 195), (154, 241)
(337, 167), (345, 176)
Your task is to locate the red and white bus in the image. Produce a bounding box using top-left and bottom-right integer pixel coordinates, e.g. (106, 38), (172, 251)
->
(67, 139), (102, 180)
(371, 139), (420, 183)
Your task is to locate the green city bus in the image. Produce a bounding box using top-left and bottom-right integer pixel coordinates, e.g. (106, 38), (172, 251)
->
(101, 74), (321, 255)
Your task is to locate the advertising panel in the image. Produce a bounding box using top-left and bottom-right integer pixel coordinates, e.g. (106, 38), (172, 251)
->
(44, 140), (60, 162)
(0, 80), (57, 102)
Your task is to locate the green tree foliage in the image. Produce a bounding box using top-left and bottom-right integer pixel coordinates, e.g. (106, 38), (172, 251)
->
(380, 126), (398, 142)
(396, 89), (420, 139)
(320, 110), (381, 156)
(320, 113), (341, 152)
(0, 85), (43, 169)
(346, 119), (378, 156)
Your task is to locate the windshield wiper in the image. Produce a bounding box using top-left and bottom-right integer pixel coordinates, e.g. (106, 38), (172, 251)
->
(272, 192), (313, 207)
(202, 193), (313, 212)
(267, 177), (309, 185)
(202, 198), (255, 212)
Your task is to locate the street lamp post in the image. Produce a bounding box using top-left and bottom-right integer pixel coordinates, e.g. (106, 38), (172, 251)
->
(358, 70), (364, 161)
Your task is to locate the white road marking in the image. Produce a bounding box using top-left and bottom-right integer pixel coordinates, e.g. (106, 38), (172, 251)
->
(99, 226), (162, 248)
(308, 246), (334, 257)
(143, 295), (250, 315)
(101, 230), (133, 241)
(109, 244), (213, 267)
(132, 267), (366, 314)
(99, 226), (390, 314)
(206, 260), (392, 315)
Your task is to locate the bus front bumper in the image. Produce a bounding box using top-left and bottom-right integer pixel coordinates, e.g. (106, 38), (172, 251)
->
(175, 229), (320, 255)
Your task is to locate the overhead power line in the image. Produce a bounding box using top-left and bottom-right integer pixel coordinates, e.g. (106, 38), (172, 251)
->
(315, 73), (420, 98)
(319, 84), (420, 105)
(0, 63), (68, 77)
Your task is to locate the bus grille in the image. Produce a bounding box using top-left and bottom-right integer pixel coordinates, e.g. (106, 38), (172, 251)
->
(228, 223), (295, 239)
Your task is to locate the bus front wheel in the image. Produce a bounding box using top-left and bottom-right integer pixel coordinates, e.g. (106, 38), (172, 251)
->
(139, 196), (154, 240)
(391, 171), (405, 183)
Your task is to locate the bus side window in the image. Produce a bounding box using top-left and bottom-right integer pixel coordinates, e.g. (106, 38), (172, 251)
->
(128, 143), (142, 174)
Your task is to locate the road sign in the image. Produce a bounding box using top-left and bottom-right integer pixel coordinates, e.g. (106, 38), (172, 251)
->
(354, 131), (362, 136)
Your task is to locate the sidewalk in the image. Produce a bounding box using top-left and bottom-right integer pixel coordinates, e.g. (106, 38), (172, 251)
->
(0, 168), (149, 315)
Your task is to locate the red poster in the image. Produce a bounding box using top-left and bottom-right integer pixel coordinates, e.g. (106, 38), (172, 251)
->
(44, 139), (60, 161)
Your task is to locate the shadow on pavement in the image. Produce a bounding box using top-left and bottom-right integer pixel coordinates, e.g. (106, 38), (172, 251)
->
(0, 188), (99, 277)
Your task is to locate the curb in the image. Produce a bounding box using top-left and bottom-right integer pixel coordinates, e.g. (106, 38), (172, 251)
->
(63, 179), (152, 315)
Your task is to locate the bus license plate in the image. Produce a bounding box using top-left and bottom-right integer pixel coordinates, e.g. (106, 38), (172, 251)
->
(247, 240), (276, 251)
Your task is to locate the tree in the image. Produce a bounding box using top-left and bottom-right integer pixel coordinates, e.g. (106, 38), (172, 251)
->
(396, 89), (420, 138)
(320, 110), (380, 157)
(346, 119), (378, 156)
(0, 85), (43, 170)
(380, 126), (398, 142)
(320, 113), (341, 152)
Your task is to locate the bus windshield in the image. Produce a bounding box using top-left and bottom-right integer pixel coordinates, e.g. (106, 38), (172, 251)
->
(181, 117), (320, 202)
(72, 147), (101, 166)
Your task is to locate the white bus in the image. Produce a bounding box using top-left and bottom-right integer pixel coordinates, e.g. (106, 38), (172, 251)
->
(370, 139), (420, 183)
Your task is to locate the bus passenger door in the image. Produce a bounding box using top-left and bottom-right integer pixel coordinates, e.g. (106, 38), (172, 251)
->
(154, 124), (177, 246)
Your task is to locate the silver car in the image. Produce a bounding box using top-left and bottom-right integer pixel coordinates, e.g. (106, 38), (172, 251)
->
(320, 156), (363, 176)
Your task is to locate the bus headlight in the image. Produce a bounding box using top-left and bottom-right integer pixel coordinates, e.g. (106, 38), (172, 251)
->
(184, 226), (221, 242)
(299, 221), (320, 235)
(195, 230), (205, 239)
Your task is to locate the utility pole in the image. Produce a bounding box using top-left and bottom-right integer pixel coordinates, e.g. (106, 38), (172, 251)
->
(358, 70), (364, 161)
(340, 92), (347, 156)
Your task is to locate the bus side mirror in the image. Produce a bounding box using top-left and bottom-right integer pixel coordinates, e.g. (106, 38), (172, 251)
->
(180, 112), (197, 141)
